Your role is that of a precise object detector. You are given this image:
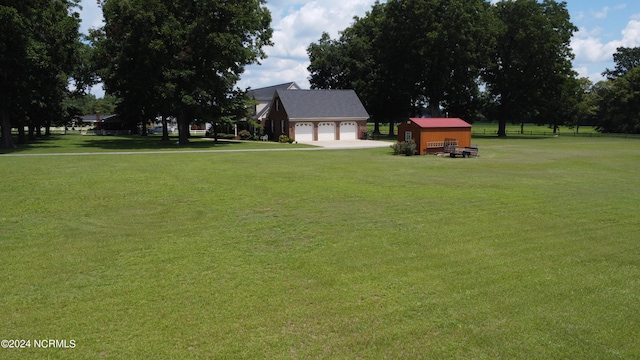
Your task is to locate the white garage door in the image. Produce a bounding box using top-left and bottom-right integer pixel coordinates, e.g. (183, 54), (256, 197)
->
(340, 122), (358, 140)
(294, 122), (313, 141)
(318, 122), (336, 141)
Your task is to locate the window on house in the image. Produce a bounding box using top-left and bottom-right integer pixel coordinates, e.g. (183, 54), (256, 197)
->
(275, 100), (280, 111)
(281, 120), (285, 134)
(405, 131), (412, 141)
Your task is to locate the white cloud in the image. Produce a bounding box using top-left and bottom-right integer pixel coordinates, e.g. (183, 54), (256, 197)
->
(591, 4), (627, 19)
(571, 19), (640, 82)
(573, 65), (606, 83)
(593, 6), (610, 19)
(78, 0), (103, 35)
(572, 20), (640, 63)
(571, 27), (616, 63)
(240, 0), (378, 89)
(620, 19), (640, 46)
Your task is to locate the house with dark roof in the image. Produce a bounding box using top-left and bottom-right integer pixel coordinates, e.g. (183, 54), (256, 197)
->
(265, 89), (369, 141)
(80, 113), (131, 135)
(247, 82), (300, 122)
(397, 118), (472, 155)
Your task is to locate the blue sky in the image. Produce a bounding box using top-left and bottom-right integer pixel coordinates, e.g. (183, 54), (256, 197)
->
(78, 0), (640, 97)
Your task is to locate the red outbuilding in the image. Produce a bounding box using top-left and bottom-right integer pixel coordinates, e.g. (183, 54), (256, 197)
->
(397, 118), (472, 155)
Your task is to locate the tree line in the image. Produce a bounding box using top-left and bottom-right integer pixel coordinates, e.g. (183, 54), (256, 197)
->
(1, 0), (85, 148)
(2, 0), (639, 150)
(0, 0), (272, 149)
(307, 0), (640, 137)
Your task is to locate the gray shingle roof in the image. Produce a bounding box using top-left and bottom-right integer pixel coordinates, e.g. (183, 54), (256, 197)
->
(275, 89), (369, 119)
(248, 82), (299, 101)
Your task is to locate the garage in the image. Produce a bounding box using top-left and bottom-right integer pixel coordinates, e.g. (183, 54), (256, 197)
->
(340, 122), (358, 140)
(318, 122), (336, 141)
(266, 89), (369, 142)
(294, 122), (313, 141)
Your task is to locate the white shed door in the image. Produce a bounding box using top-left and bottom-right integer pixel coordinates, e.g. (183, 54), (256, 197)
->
(340, 122), (358, 140)
(294, 122), (313, 141)
(318, 122), (336, 141)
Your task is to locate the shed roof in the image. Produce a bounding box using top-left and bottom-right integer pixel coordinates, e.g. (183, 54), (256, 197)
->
(408, 118), (471, 128)
(276, 89), (369, 119)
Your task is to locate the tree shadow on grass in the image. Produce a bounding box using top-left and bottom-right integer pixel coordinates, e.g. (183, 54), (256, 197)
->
(77, 135), (237, 151)
(0, 135), (67, 154)
(0, 134), (241, 154)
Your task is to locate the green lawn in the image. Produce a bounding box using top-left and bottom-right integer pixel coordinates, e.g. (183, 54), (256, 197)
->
(0, 133), (314, 155)
(1, 135), (639, 358)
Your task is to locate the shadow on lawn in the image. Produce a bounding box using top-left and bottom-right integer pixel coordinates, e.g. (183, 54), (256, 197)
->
(0, 134), (240, 154)
(77, 135), (237, 151)
(0, 135), (67, 154)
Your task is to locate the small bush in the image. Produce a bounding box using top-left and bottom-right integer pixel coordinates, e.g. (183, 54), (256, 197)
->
(391, 140), (417, 156)
(238, 130), (252, 140)
(279, 135), (293, 143)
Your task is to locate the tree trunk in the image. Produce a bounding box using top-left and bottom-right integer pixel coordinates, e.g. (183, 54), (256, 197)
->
(429, 99), (440, 118)
(498, 118), (507, 137)
(520, 121), (524, 134)
(28, 123), (36, 141)
(1, 110), (15, 149)
(45, 118), (51, 136)
(18, 123), (26, 144)
(373, 119), (380, 135)
(161, 114), (169, 141)
(388, 119), (396, 137)
(177, 112), (190, 145)
(140, 119), (148, 136)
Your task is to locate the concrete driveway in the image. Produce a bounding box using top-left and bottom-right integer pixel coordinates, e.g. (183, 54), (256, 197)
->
(296, 139), (393, 149)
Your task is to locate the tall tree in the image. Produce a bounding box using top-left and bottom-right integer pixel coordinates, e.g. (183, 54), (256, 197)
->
(591, 48), (640, 134)
(308, 0), (495, 136)
(603, 47), (640, 80)
(594, 67), (640, 134)
(482, 0), (577, 137)
(97, 0), (272, 145)
(565, 77), (598, 133)
(0, 0), (81, 148)
(382, 0), (495, 119)
(308, 2), (390, 134)
(0, 4), (28, 148)
(307, 32), (349, 90)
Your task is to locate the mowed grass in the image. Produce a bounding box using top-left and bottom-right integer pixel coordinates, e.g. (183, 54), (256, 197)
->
(0, 133), (314, 155)
(1, 136), (639, 358)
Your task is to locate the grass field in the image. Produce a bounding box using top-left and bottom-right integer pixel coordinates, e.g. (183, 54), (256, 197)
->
(1, 134), (639, 358)
(0, 133), (314, 155)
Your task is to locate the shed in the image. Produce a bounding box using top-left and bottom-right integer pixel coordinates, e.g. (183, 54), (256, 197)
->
(397, 118), (472, 155)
